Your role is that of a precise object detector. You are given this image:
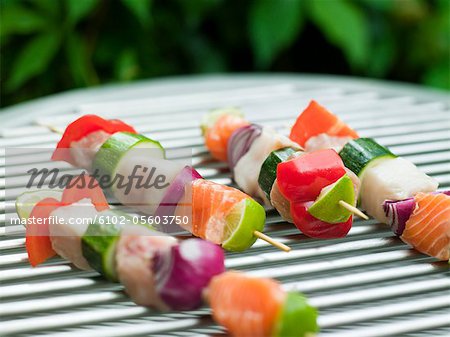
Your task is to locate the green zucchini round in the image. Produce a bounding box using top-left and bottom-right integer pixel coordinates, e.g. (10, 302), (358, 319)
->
(258, 147), (297, 200)
(81, 210), (131, 281)
(92, 132), (165, 179)
(339, 138), (396, 178)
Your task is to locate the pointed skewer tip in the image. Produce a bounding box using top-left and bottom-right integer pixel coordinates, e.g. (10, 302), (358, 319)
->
(36, 122), (64, 134)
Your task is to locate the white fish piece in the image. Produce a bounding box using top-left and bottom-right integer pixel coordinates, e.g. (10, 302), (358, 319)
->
(234, 127), (299, 204)
(116, 225), (177, 310)
(113, 147), (184, 214)
(305, 133), (353, 153)
(70, 130), (112, 170)
(360, 157), (438, 223)
(49, 199), (99, 270)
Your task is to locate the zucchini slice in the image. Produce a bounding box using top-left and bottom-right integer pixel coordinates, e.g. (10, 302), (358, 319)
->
(81, 210), (131, 281)
(258, 147), (297, 200)
(339, 138), (396, 178)
(92, 132), (165, 179)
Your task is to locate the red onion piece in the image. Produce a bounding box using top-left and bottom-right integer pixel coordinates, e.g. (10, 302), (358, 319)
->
(155, 166), (202, 218)
(154, 238), (225, 311)
(383, 190), (450, 236)
(227, 124), (262, 171)
(383, 198), (416, 236)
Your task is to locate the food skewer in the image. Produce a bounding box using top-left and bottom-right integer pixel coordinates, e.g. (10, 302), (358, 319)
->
(201, 109), (367, 239)
(289, 100), (449, 261)
(16, 176), (317, 337)
(39, 117), (290, 252)
(41, 119), (364, 223)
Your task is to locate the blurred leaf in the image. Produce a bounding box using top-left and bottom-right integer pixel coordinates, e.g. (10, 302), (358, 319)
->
(0, 5), (47, 37)
(309, 0), (369, 69)
(187, 36), (227, 73)
(32, 0), (61, 18)
(65, 33), (97, 86)
(249, 0), (303, 67)
(437, 0), (450, 10)
(359, 0), (393, 11)
(0, 0), (16, 6)
(391, 0), (427, 23)
(66, 0), (99, 26)
(435, 3), (450, 55)
(176, 0), (220, 27)
(196, 50), (226, 73)
(115, 49), (139, 81)
(121, 0), (152, 26)
(409, 3), (450, 67)
(368, 36), (395, 77)
(367, 20), (396, 78)
(423, 61), (450, 90)
(6, 32), (60, 91)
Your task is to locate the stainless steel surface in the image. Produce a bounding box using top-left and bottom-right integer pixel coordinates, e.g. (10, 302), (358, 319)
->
(1, 76), (449, 336)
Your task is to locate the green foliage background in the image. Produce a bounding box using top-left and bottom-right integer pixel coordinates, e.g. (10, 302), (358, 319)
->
(1, 0), (449, 108)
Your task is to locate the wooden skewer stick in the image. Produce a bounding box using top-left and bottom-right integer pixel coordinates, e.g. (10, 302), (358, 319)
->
(253, 230), (291, 252)
(339, 200), (369, 220)
(36, 121), (64, 134)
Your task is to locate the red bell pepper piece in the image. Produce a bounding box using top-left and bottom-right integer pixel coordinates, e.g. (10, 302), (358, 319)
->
(289, 100), (358, 147)
(26, 175), (109, 267)
(62, 175), (109, 211)
(26, 197), (61, 266)
(291, 201), (352, 239)
(277, 149), (346, 203)
(52, 115), (137, 165)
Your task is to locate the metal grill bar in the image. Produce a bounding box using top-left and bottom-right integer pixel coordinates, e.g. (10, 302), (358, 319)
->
(1, 77), (449, 336)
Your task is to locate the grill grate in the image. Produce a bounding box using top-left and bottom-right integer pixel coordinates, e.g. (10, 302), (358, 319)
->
(1, 77), (449, 337)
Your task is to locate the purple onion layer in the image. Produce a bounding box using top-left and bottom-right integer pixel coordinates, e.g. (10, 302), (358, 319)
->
(227, 124), (262, 171)
(155, 166), (202, 219)
(154, 238), (225, 311)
